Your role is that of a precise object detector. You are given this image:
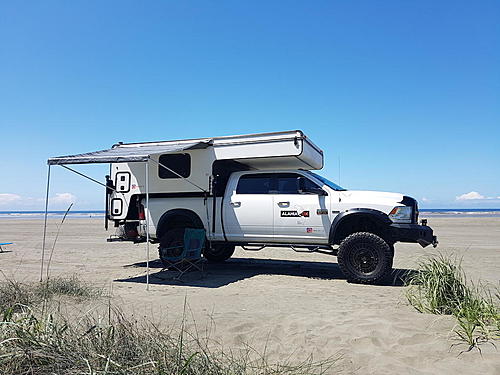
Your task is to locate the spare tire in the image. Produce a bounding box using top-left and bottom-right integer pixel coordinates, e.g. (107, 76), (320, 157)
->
(337, 232), (393, 284)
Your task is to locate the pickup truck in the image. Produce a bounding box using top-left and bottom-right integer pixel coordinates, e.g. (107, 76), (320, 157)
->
(141, 169), (437, 284)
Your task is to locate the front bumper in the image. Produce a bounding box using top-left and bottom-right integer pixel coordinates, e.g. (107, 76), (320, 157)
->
(389, 223), (438, 248)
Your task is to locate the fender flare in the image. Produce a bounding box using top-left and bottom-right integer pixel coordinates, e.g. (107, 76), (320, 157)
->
(156, 209), (204, 239)
(329, 208), (392, 244)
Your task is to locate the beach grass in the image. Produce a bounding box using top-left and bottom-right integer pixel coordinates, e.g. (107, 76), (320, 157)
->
(405, 254), (499, 352)
(0, 276), (335, 375)
(0, 275), (104, 312)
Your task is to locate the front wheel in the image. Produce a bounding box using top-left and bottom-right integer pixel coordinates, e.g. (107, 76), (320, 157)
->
(203, 244), (235, 262)
(337, 232), (393, 284)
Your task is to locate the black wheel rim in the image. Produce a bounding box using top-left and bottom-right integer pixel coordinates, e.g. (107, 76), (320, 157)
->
(349, 243), (379, 274)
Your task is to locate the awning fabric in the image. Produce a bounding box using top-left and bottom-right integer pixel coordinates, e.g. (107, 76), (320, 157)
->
(48, 141), (211, 165)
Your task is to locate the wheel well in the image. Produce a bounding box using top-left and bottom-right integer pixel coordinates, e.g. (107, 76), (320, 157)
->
(331, 215), (389, 245)
(156, 209), (204, 239)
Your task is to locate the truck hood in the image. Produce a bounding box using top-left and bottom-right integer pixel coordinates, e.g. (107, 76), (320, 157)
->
(337, 190), (405, 214)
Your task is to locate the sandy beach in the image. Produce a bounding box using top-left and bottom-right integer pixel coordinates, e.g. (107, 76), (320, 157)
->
(0, 216), (499, 374)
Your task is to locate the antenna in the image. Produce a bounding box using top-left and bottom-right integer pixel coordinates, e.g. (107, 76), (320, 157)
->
(338, 156), (341, 185)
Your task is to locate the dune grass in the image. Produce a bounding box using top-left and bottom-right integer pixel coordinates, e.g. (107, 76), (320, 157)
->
(0, 276), (335, 375)
(0, 275), (103, 312)
(405, 254), (499, 352)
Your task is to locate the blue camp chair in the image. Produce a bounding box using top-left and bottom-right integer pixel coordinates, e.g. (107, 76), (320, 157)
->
(160, 229), (205, 280)
(0, 242), (13, 253)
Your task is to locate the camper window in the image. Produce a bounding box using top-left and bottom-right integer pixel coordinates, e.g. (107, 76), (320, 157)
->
(158, 153), (191, 179)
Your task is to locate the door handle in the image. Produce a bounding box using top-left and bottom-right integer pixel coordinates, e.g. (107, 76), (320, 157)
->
(231, 201), (241, 207)
(277, 201), (290, 207)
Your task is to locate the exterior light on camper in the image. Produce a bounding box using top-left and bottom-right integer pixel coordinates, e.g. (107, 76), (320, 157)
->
(138, 203), (145, 220)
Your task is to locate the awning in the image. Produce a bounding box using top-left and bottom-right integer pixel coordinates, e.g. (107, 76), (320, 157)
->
(48, 140), (212, 165)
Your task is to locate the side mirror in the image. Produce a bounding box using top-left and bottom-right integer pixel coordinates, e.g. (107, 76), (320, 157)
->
(313, 188), (328, 196)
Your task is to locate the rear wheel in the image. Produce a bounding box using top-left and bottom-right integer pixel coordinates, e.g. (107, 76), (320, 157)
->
(203, 244), (235, 262)
(337, 232), (393, 284)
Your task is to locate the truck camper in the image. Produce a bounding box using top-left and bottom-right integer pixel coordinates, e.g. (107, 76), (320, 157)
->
(49, 130), (437, 284)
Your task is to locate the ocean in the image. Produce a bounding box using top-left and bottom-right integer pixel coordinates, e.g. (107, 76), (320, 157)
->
(0, 211), (105, 219)
(1, 209), (500, 219)
(419, 208), (500, 217)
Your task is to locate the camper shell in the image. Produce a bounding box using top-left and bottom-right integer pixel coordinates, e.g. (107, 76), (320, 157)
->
(107, 130), (323, 223)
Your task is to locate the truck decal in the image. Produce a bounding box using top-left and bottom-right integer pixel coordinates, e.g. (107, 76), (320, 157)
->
(281, 210), (310, 218)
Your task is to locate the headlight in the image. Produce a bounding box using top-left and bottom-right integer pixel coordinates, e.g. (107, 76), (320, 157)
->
(389, 206), (413, 223)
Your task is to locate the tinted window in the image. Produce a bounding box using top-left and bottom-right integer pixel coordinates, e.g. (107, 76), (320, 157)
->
(302, 178), (321, 191)
(158, 153), (191, 179)
(305, 171), (346, 191)
(276, 173), (320, 194)
(276, 173), (300, 194)
(236, 174), (273, 194)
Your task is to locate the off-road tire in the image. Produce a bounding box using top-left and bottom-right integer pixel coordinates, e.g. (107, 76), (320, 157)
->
(337, 232), (393, 284)
(158, 228), (186, 267)
(203, 244), (235, 262)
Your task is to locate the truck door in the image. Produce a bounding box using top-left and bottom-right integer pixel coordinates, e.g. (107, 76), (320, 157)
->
(222, 173), (274, 242)
(272, 173), (331, 243)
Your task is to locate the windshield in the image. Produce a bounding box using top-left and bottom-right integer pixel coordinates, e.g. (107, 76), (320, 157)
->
(306, 171), (346, 191)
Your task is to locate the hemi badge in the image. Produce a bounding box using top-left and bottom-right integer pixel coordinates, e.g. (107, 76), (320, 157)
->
(317, 209), (328, 215)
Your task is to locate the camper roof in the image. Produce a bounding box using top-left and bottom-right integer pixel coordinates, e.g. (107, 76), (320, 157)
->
(48, 130), (323, 170)
(117, 130), (319, 150)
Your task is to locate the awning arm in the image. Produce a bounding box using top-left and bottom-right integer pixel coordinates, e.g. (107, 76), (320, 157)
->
(61, 165), (119, 193)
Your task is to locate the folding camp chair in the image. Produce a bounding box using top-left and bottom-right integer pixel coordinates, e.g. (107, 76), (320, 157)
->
(160, 228), (205, 280)
(0, 242), (13, 253)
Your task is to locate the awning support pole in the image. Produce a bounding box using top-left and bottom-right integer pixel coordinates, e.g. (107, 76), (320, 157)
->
(145, 160), (150, 290)
(40, 165), (51, 282)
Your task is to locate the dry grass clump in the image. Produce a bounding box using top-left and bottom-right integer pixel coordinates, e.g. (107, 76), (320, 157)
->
(0, 276), (335, 375)
(0, 275), (103, 312)
(405, 254), (499, 352)
(38, 274), (104, 300)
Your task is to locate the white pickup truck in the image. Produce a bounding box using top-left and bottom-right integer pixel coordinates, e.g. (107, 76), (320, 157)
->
(97, 130), (437, 284)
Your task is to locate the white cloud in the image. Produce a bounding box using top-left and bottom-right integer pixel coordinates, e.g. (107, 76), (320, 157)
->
(51, 193), (76, 205)
(456, 191), (486, 200)
(422, 197), (430, 202)
(0, 192), (78, 209)
(0, 193), (22, 205)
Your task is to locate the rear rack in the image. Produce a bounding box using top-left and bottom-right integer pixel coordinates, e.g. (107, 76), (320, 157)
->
(107, 235), (145, 244)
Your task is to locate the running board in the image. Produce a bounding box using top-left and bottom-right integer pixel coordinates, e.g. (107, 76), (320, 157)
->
(235, 242), (335, 254)
(241, 245), (266, 251)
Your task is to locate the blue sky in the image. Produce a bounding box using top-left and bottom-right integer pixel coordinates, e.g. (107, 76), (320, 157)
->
(0, 0), (499, 210)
